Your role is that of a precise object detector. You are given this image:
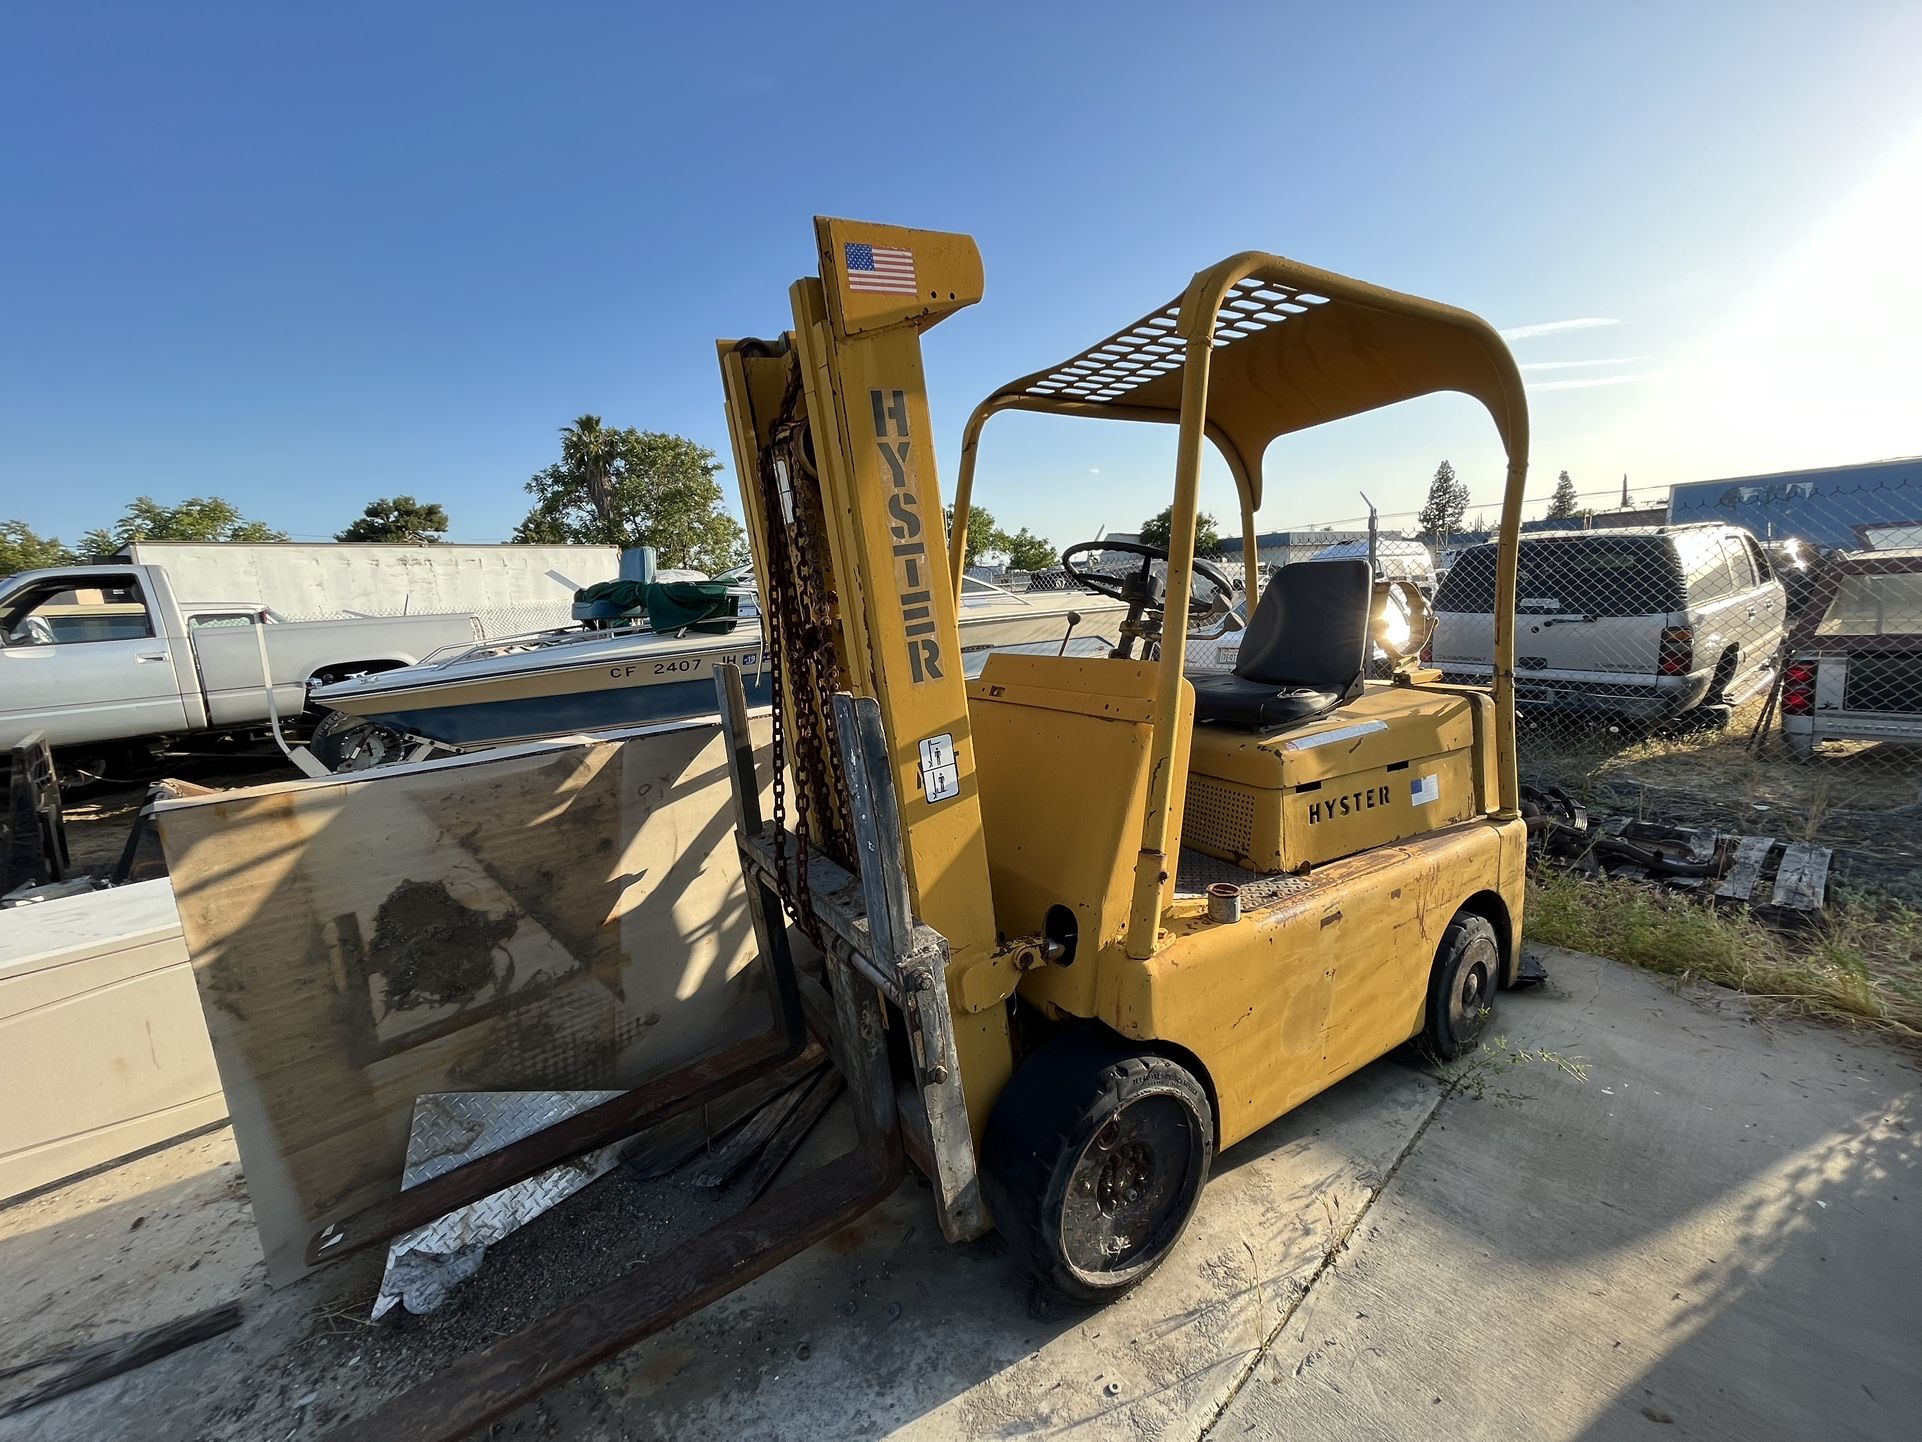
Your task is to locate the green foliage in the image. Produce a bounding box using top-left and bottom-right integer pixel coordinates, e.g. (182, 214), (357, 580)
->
(1417, 460), (1470, 541)
(941, 504), (999, 567)
(78, 496), (289, 557)
(1137, 506), (1222, 557)
(336, 495), (450, 543)
(1546, 469), (1581, 521)
(1000, 526), (1058, 571)
(937, 506), (1056, 571)
(514, 424), (746, 574)
(559, 415), (621, 540)
(0, 520), (71, 575)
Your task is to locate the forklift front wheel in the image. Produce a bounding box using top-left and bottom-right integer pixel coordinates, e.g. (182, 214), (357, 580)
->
(981, 1032), (1213, 1304)
(1422, 912), (1501, 1060)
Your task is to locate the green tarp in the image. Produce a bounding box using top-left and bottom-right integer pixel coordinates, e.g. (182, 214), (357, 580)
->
(574, 580), (738, 633)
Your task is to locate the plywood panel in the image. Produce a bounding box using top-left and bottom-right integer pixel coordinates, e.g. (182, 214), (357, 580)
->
(151, 720), (775, 1283)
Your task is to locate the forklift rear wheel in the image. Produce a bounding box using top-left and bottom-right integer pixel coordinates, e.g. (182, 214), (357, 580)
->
(1422, 912), (1500, 1059)
(981, 1031), (1212, 1304)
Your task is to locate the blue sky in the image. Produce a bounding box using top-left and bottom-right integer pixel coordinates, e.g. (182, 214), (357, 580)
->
(3, 2), (1918, 550)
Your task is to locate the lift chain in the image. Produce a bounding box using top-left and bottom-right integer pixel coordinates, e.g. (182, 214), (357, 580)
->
(753, 369), (854, 948)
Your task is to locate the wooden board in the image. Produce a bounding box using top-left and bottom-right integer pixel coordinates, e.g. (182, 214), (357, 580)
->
(1769, 841), (1831, 912)
(1715, 835), (1776, 902)
(151, 720), (777, 1284)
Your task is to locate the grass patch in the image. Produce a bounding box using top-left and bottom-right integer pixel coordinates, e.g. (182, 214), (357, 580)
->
(1524, 869), (1922, 1041)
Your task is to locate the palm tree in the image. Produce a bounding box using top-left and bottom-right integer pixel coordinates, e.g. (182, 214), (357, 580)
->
(561, 415), (621, 546)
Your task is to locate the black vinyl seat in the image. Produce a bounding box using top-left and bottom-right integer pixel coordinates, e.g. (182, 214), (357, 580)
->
(1189, 558), (1373, 729)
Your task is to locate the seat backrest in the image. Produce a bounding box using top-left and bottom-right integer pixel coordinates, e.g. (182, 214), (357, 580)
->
(1233, 558), (1374, 692)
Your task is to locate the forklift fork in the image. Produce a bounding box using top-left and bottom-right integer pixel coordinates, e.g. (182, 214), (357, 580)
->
(333, 668), (958, 1440)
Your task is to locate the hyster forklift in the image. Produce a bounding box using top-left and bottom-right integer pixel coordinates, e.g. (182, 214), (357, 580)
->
(714, 218), (1531, 1298)
(347, 219), (1531, 1438)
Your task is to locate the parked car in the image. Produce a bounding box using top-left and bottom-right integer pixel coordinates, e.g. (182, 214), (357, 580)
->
(1780, 549), (1922, 760)
(0, 543), (620, 763)
(0, 564), (493, 763)
(1429, 524), (1786, 723)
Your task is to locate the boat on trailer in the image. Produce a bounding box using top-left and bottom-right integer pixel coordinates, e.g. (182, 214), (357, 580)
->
(307, 574), (1128, 768)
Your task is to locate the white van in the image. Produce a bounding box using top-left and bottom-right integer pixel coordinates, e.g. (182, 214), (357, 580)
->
(1429, 525), (1785, 723)
(1308, 536), (1438, 595)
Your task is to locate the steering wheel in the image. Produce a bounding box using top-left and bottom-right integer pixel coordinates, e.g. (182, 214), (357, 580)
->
(1060, 540), (1238, 611)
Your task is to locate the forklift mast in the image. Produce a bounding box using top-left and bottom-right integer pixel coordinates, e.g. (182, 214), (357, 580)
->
(718, 219), (1013, 1138)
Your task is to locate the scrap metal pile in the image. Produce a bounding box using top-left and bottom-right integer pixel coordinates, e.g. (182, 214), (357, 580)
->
(1521, 785), (1831, 913)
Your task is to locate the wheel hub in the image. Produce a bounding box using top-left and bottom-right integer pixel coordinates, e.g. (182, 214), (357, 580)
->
(1092, 1138), (1155, 1215)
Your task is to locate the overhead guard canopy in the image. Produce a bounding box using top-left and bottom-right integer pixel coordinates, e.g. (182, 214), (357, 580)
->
(962, 252), (1529, 513)
(948, 249), (1531, 956)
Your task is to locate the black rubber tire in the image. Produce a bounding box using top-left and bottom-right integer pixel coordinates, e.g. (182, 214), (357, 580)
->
(981, 1030), (1213, 1304)
(1421, 912), (1501, 1060)
(1681, 650), (1740, 731)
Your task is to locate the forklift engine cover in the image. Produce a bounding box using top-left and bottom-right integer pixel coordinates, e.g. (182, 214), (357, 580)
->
(1184, 684), (1495, 872)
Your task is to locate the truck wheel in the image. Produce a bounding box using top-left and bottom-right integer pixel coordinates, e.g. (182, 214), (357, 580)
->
(1421, 912), (1500, 1060)
(981, 1030), (1212, 1304)
(1682, 650), (1739, 731)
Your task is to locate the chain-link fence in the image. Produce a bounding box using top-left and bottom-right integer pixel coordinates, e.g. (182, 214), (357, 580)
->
(977, 474), (1922, 893)
(1284, 479), (1922, 896)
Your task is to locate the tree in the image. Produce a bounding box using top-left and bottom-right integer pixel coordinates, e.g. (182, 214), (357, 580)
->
(515, 426), (745, 573)
(1417, 461), (1470, 542)
(1138, 506), (1222, 557)
(78, 496), (288, 557)
(560, 415), (621, 544)
(337, 495), (450, 543)
(1546, 469), (1580, 521)
(942, 504), (1001, 568)
(1000, 527), (1057, 571)
(0, 520), (71, 575)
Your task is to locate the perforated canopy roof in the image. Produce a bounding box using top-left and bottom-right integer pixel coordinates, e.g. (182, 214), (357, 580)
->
(967, 253), (1528, 511)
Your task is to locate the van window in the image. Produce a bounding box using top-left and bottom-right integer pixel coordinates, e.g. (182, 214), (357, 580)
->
(1744, 535), (1773, 582)
(1434, 536), (1685, 617)
(1, 575), (155, 645)
(1675, 531), (1737, 603)
(1721, 534), (1757, 590)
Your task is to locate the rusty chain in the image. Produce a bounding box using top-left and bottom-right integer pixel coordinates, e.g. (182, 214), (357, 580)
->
(753, 369), (854, 948)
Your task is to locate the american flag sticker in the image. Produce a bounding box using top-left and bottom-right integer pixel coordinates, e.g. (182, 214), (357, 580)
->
(844, 241), (918, 296)
(1411, 773), (1440, 806)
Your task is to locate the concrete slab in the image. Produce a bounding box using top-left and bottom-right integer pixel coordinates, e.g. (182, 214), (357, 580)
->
(556, 1057), (1440, 1442)
(1208, 947), (1920, 1442)
(4, 949), (1915, 1441)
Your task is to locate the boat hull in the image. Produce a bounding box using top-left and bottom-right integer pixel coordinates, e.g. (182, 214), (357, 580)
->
(316, 596), (1124, 749)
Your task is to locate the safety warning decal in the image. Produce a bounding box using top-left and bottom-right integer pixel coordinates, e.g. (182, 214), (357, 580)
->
(919, 733), (959, 803)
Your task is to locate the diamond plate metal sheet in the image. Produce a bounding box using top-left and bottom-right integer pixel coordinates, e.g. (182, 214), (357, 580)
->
(1172, 848), (1316, 906)
(373, 1089), (624, 1319)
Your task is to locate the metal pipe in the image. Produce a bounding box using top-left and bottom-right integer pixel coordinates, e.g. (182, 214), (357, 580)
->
(1492, 446), (1530, 818)
(1128, 326), (1215, 959)
(1239, 490), (1259, 609)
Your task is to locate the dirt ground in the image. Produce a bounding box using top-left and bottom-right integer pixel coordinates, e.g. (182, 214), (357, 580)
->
(43, 746), (303, 879)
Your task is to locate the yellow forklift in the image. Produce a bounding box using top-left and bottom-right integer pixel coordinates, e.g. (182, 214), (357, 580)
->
(347, 219), (1530, 1438)
(715, 217), (1531, 1298)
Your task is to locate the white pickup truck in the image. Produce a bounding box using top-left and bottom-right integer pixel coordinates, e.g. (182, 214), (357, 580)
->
(0, 542), (617, 759)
